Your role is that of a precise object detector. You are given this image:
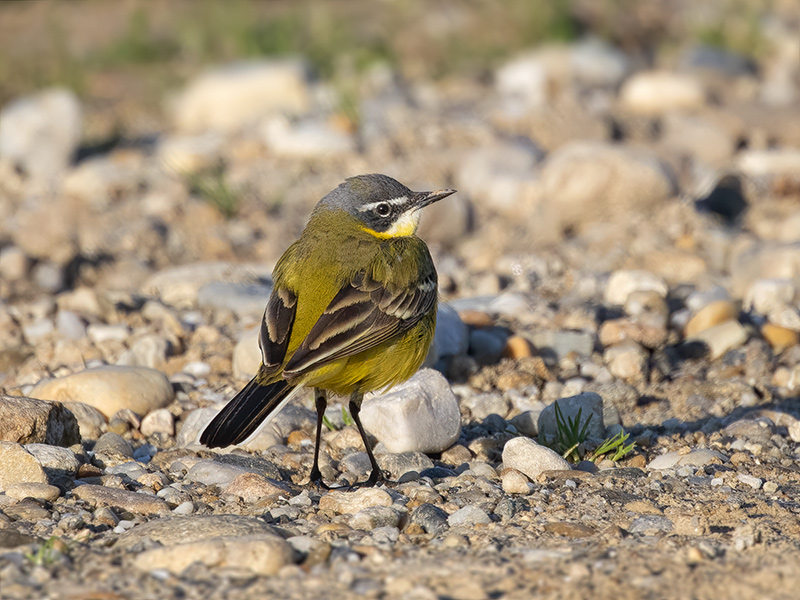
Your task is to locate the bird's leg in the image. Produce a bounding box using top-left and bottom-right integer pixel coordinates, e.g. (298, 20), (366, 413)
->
(349, 391), (385, 488)
(309, 388), (330, 489)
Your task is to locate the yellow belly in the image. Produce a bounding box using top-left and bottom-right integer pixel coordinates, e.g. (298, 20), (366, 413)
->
(298, 313), (435, 396)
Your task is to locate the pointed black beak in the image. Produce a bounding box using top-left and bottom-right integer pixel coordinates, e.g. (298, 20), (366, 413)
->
(412, 188), (457, 209)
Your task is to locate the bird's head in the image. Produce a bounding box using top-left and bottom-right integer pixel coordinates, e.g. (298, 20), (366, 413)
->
(316, 173), (456, 238)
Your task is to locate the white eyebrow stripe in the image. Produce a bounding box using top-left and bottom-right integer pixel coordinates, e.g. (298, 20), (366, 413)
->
(357, 196), (409, 212)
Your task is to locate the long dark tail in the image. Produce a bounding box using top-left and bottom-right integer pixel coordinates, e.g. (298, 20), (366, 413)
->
(200, 377), (295, 448)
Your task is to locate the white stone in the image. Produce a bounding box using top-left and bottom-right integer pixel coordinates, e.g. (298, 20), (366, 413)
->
(262, 115), (354, 158)
(360, 369), (461, 454)
(31, 366), (174, 419)
(319, 487), (393, 515)
(605, 270), (669, 306)
(141, 408), (175, 437)
(502, 469), (533, 494)
(157, 132), (224, 173)
(647, 451), (680, 470)
(737, 149), (800, 177)
(620, 70), (705, 114)
(0, 88), (82, 180)
(501, 437), (570, 480)
(170, 59), (311, 133)
(447, 505), (491, 527)
(729, 242), (800, 297)
(688, 320), (748, 360)
(744, 278), (796, 315)
(570, 38), (631, 87)
(538, 393), (605, 446)
(177, 406), (281, 452)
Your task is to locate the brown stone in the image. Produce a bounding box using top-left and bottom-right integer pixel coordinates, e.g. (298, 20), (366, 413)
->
(0, 395), (80, 446)
(543, 521), (596, 538)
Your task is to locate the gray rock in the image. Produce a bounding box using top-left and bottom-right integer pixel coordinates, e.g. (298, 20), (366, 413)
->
(410, 503), (449, 535)
(319, 488), (393, 515)
(360, 369), (461, 454)
(570, 38), (631, 87)
(170, 59), (311, 133)
(185, 460), (253, 487)
(117, 335), (169, 369)
(529, 330), (594, 359)
(377, 452), (435, 480)
(0, 88), (82, 180)
(117, 514), (282, 549)
(349, 506), (402, 530)
(737, 473), (763, 490)
(197, 281), (272, 317)
(469, 328), (508, 365)
(55, 310), (86, 340)
(176, 407), (219, 448)
(92, 432), (134, 468)
(447, 505), (491, 527)
(0, 442), (47, 490)
(23, 444), (79, 488)
(31, 366), (174, 419)
(430, 303), (469, 361)
(461, 393), (510, 420)
(502, 437), (570, 480)
(71, 484), (169, 516)
(629, 515), (674, 534)
(0, 395), (80, 446)
(538, 393), (605, 446)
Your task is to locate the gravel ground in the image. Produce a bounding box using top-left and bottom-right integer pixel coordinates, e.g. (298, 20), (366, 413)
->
(1, 2), (800, 599)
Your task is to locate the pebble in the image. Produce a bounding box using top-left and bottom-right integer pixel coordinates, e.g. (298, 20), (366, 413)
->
(447, 505), (491, 527)
(501, 437), (570, 480)
(0, 87), (82, 181)
(60, 402), (106, 442)
(0, 442), (47, 490)
(360, 369), (461, 454)
(233, 326), (261, 380)
(197, 281), (272, 317)
(348, 506), (402, 530)
(744, 278), (796, 315)
(501, 469), (533, 494)
(737, 473), (763, 490)
(116, 515), (280, 550)
(133, 534), (294, 575)
(4, 482), (61, 502)
(761, 323), (798, 351)
(92, 432), (134, 467)
(170, 58), (311, 132)
(410, 503), (449, 535)
(628, 515), (674, 535)
(24, 444), (80, 487)
(605, 270), (668, 306)
(140, 409), (175, 437)
(222, 472), (290, 502)
(603, 341), (649, 382)
(71, 484), (170, 515)
(685, 300), (738, 337)
(318, 488), (393, 515)
(378, 451), (435, 480)
(0, 394), (81, 446)
(31, 366), (174, 419)
(619, 70), (705, 113)
(262, 115), (355, 158)
(186, 459), (259, 487)
(432, 304), (470, 360)
(538, 393), (605, 446)
(688, 320), (748, 360)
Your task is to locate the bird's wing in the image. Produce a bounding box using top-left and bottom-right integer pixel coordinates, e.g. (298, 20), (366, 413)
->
(283, 266), (437, 376)
(259, 283), (297, 374)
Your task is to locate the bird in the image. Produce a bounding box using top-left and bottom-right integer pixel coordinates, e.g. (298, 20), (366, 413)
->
(200, 174), (456, 488)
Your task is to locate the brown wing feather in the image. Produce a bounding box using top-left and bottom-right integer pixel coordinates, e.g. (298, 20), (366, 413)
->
(284, 269), (436, 376)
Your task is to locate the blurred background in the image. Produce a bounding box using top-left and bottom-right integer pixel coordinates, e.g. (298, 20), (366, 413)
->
(0, 0), (799, 387)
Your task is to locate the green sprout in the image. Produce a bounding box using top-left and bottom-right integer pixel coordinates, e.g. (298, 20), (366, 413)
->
(184, 164), (240, 219)
(587, 431), (636, 463)
(554, 402), (591, 462)
(25, 537), (66, 567)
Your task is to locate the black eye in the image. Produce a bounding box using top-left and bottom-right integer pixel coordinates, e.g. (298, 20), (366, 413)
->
(375, 203), (391, 217)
